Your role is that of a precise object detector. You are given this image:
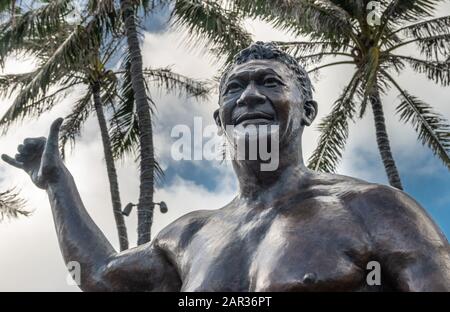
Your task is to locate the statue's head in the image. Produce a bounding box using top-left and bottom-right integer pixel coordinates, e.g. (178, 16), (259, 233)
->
(214, 42), (318, 150)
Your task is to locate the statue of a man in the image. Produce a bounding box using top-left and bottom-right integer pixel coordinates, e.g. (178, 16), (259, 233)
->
(3, 42), (450, 291)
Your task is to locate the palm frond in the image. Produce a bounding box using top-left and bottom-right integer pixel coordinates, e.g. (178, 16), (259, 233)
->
(381, 0), (439, 25)
(18, 21), (77, 61)
(0, 0), (13, 14)
(307, 69), (361, 172)
(0, 71), (36, 97)
(0, 19), (102, 131)
(382, 70), (450, 169)
(387, 33), (450, 60)
(108, 87), (165, 183)
(142, 67), (210, 100)
(369, 0), (444, 48)
(0, 188), (29, 221)
(109, 103), (139, 160)
(390, 54), (450, 86)
(275, 40), (349, 54)
(390, 15), (450, 39)
(275, 40), (352, 67)
(298, 51), (354, 67)
(230, 0), (358, 47)
(109, 55), (138, 160)
(0, 0), (73, 65)
(380, 53), (406, 74)
(327, 0), (367, 19)
(307, 60), (355, 74)
(170, 0), (252, 62)
(59, 88), (94, 159)
(87, 0), (121, 35)
(415, 33), (450, 60)
(109, 54), (210, 160)
(0, 80), (81, 134)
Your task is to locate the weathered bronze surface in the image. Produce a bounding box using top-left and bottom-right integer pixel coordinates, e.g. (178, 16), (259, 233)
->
(3, 42), (450, 291)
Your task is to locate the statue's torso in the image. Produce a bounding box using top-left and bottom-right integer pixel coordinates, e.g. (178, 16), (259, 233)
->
(157, 178), (392, 291)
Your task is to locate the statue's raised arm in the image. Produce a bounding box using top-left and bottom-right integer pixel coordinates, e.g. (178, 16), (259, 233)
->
(2, 118), (180, 291)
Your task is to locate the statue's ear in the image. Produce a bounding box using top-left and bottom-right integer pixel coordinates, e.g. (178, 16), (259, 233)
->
(302, 100), (318, 127)
(213, 109), (223, 135)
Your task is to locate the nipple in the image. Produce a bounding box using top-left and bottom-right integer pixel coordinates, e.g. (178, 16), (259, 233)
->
(302, 272), (317, 284)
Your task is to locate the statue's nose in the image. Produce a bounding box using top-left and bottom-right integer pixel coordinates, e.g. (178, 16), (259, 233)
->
(236, 83), (266, 107)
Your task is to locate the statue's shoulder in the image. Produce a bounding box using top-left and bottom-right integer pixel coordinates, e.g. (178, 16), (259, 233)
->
(308, 170), (418, 209)
(306, 170), (381, 194)
(311, 172), (447, 240)
(315, 171), (439, 229)
(155, 209), (217, 244)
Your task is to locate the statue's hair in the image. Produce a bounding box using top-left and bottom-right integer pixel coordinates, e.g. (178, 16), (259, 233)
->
(219, 41), (313, 101)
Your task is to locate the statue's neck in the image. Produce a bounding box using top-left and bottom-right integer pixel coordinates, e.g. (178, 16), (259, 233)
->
(232, 136), (308, 199)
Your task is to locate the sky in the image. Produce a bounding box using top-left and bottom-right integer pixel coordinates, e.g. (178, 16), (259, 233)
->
(0, 3), (449, 291)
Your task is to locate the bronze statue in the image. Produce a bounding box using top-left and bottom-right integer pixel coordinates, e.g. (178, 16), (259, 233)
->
(2, 42), (450, 291)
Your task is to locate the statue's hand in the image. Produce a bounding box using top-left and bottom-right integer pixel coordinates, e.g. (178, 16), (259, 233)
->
(1, 118), (64, 189)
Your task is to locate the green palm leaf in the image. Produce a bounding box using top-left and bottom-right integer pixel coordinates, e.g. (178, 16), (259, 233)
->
(391, 15), (450, 39)
(0, 71), (36, 97)
(381, 0), (440, 23)
(109, 65), (210, 160)
(87, 0), (121, 34)
(142, 67), (210, 100)
(170, 0), (252, 62)
(397, 94), (450, 169)
(59, 88), (94, 159)
(391, 54), (450, 86)
(276, 40), (352, 67)
(383, 71), (450, 169)
(307, 69), (361, 172)
(387, 33), (450, 60)
(0, 188), (29, 221)
(0, 19), (101, 130)
(0, 0), (13, 13)
(0, 0), (73, 65)
(231, 0), (357, 46)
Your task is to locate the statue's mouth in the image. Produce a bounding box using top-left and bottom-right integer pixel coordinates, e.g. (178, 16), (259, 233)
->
(233, 112), (275, 126)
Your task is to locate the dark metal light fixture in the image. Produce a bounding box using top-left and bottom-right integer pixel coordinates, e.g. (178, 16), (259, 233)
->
(157, 201), (168, 214)
(121, 201), (168, 216)
(122, 203), (135, 216)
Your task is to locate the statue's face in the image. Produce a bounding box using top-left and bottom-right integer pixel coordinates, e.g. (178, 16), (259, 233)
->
(215, 59), (316, 146)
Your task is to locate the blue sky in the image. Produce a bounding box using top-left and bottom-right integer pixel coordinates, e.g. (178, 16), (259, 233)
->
(396, 152), (450, 237)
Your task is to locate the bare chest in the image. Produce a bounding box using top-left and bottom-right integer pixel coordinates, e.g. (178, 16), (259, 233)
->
(176, 200), (377, 291)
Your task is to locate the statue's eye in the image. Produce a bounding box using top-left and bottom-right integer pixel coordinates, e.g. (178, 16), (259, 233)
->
(264, 77), (282, 88)
(225, 82), (243, 94)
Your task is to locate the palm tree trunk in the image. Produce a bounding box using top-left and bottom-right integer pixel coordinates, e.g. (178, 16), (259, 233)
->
(120, 0), (155, 245)
(92, 82), (129, 251)
(11, 0), (16, 27)
(369, 88), (403, 190)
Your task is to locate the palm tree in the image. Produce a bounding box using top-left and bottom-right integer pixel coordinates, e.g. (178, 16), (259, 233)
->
(0, 1), (133, 248)
(0, 188), (29, 221)
(230, 0), (450, 190)
(94, 0), (251, 244)
(0, 0), (251, 244)
(0, 1), (210, 248)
